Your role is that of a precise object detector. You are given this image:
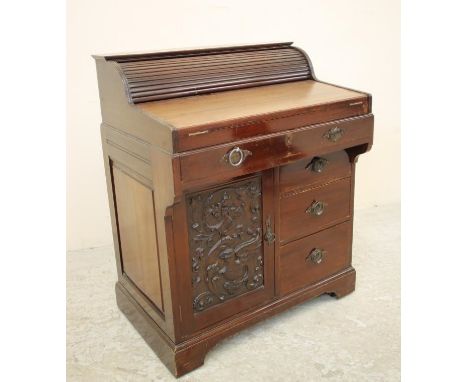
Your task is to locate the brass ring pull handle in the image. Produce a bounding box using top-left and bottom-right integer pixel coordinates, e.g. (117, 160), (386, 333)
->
(323, 127), (344, 142)
(306, 200), (327, 216)
(308, 248), (326, 264)
(306, 157), (328, 173)
(223, 146), (252, 167)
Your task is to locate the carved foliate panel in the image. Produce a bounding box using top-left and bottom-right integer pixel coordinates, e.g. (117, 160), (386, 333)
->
(187, 177), (264, 312)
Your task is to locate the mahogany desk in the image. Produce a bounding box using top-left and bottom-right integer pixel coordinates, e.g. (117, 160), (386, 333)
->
(94, 42), (373, 377)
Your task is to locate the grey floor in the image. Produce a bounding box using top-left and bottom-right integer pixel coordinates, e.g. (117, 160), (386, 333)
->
(67, 203), (400, 381)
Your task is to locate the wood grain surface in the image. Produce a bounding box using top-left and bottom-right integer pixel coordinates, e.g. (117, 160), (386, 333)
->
(279, 150), (351, 195)
(94, 42), (374, 378)
(112, 166), (164, 312)
(279, 177), (352, 244)
(138, 80), (366, 129)
(278, 221), (352, 296)
(105, 42), (311, 103)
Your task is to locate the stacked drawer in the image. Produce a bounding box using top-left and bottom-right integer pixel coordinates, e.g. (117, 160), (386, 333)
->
(278, 150), (353, 295)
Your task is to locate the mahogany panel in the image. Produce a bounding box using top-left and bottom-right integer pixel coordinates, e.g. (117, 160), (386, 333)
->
(279, 150), (351, 195)
(280, 178), (352, 244)
(112, 166), (164, 312)
(187, 177), (265, 312)
(278, 221), (352, 296)
(181, 172), (276, 333)
(94, 42), (374, 378)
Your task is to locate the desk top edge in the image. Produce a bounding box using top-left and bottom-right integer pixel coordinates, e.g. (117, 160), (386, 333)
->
(136, 80), (369, 130)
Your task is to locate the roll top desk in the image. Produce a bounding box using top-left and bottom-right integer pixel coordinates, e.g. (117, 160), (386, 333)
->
(94, 42), (373, 377)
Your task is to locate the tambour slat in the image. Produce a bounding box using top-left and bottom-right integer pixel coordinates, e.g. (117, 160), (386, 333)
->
(126, 67), (309, 91)
(106, 43), (312, 103)
(124, 61), (308, 83)
(119, 48), (298, 69)
(122, 55), (304, 76)
(131, 72), (310, 97)
(119, 52), (300, 71)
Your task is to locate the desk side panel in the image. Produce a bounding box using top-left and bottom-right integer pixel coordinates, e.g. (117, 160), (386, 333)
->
(101, 123), (177, 341)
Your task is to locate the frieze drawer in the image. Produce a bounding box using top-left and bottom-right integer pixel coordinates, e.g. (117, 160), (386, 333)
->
(177, 115), (373, 188)
(278, 221), (352, 296)
(280, 177), (352, 245)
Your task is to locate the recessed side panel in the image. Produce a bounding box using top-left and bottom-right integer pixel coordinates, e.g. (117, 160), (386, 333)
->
(112, 165), (164, 313)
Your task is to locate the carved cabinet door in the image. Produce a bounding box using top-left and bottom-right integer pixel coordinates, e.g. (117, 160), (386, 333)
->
(182, 170), (275, 333)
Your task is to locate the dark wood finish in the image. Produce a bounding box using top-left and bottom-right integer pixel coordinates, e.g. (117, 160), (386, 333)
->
(94, 42), (374, 377)
(278, 221), (352, 296)
(279, 177), (352, 245)
(116, 266), (356, 377)
(279, 150), (351, 194)
(187, 177), (265, 313)
(183, 173), (276, 332)
(138, 81), (370, 152)
(112, 165), (164, 312)
(103, 42), (311, 103)
(100, 123), (173, 337)
(176, 115), (373, 189)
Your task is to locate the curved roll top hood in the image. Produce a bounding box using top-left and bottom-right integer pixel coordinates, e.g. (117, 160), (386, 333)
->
(103, 42), (314, 104)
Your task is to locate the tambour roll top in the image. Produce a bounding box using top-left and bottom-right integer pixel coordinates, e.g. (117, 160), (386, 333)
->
(103, 42), (313, 103)
(94, 42), (374, 377)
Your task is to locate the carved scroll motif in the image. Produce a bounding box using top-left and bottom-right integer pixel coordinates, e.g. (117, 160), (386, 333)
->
(187, 177), (264, 312)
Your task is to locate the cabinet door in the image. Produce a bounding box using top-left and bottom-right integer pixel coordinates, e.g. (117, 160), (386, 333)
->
(183, 170), (275, 333)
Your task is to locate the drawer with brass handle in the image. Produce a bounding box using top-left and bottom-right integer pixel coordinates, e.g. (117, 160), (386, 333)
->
(222, 146), (252, 167)
(96, 42), (374, 377)
(177, 115), (372, 188)
(279, 177), (352, 244)
(278, 221), (352, 296)
(279, 150), (351, 196)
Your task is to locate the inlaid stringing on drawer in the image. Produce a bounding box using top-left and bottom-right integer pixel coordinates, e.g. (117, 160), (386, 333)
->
(279, 150), (351, 195)
(279, 177), (352, 244)
(177, 116), (373, 188)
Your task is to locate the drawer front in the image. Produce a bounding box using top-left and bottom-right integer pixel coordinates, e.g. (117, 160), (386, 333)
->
(176, 96), (370, 152)
(278, 221), (352, 296)
(177, 115), (373, 188)
(280, 177), (351, 244)
(279, 150), (351, 195)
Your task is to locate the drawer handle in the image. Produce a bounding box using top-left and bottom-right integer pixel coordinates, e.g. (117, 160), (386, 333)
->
(308, 248), (326, 264)
(306, 200), (327, 216)
(223, 146), (252, 167)
(306, 157), (328, 173)
(324, 127), (344, 142)
(264, 216), (276, 245)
